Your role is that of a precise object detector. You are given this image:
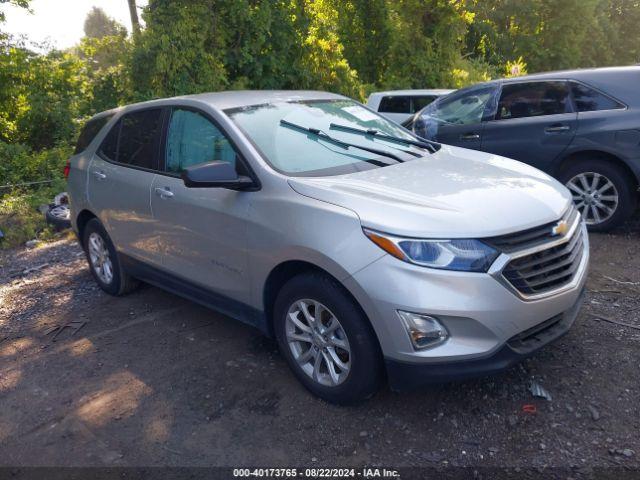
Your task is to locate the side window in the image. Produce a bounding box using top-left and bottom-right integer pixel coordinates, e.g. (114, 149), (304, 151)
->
(75, 114), (113, 154)
(98, 120), (120, 161)
(411, 96), (437, 112)
(570, 82), (625, 112)
(165, 109), (236, 173)
(497, 81), (571, 120)
(378, 96), (411, 114)
(118, 109), (163, 169)
(424, 86), (497, 125)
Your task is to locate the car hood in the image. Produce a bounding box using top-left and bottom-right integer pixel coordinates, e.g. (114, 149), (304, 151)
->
(287, 145), (573, 238)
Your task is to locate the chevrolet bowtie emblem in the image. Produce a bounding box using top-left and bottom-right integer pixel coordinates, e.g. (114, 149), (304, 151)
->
(551, 219), (569, 237)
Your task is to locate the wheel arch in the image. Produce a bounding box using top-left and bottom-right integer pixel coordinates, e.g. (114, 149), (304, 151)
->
(75, 209), (98, 243)
(262, 260), (376, 341)
(555, 149), (639, 191)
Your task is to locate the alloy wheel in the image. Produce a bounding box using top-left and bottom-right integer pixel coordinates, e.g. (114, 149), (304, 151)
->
(566, 171), (619, 225)
(88, 232), (114, 285)
(285, 299), (351, 387)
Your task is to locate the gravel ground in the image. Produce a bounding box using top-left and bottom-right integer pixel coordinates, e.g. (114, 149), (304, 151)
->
(0, 216), (638, 474)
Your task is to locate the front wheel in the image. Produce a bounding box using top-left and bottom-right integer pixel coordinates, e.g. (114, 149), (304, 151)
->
(273, 272), (383, 405)
(559, 159), (637, 231)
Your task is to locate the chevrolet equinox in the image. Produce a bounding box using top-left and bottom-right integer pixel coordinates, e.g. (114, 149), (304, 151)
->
(66, 91), (589, 404)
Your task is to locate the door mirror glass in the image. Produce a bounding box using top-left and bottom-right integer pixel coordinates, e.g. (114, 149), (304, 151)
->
(181, 161), (253, 190)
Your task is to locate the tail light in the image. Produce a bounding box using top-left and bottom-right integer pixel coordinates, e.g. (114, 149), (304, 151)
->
(63, 159), (71, 179)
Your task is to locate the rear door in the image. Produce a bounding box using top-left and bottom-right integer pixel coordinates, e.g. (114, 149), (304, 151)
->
(480, 81), (577, 172)
(150, 106), (252, 304)
(413, 84), (499, 151)
(88, 108), (165, 265)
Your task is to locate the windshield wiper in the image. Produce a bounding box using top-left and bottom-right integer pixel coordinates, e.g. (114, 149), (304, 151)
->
(329, 123), (438, 153)
(280, 120), (405, 163)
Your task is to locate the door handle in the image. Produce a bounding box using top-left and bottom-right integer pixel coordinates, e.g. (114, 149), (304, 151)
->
(154, 187), (174, 199)
(460, 133), (480, 141)
(545, 124), (570, 133)
(92, 171), (107, 180)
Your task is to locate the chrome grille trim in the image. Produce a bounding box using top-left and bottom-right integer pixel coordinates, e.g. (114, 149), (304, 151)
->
(487, 206), (588, 300)
(486, 206), (578, 254)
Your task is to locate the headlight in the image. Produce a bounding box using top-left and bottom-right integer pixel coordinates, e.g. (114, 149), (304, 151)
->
(363, 228), (499, 272)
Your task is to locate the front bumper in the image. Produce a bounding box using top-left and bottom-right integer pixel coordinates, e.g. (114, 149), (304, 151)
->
(385, 288), (584, 390)
(342, 223), (589, 389)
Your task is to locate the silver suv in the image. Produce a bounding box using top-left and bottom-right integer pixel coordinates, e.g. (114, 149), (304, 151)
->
(67, 91), (589, 404)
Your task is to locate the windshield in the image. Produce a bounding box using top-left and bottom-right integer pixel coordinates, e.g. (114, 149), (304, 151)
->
(226, 99), (425, 176)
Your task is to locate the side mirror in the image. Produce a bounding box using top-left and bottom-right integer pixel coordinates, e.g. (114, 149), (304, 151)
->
(181, 161), (255, 190)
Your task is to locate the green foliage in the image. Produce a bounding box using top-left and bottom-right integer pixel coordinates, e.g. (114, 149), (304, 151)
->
(0, 141), (71, 187)
(0, 180), (66, 248)
(129, 1), (228, 99)
(0, 44), (85, 149)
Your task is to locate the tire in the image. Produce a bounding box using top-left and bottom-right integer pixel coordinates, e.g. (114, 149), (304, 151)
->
(273, 272), (383, 405)
(45, 205), (71, 231)
(558, 158), (637, 232)
(82, 218), (139, 296)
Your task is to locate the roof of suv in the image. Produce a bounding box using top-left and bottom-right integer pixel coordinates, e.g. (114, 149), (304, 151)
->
(497, 65), (640, 84)
(96, 90), (346, 119)
(369, 89), (454, 97)
(468, 66), (640, 107)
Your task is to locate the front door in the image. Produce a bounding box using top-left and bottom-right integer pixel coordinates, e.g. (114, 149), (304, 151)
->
(480, 81), (577, 172)
(412, 84), (499, 151)
(150, 107), (252, 304)
(88, 108), (164, 265)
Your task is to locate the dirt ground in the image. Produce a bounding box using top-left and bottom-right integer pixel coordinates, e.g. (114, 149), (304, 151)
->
(0, 215), (638, 473)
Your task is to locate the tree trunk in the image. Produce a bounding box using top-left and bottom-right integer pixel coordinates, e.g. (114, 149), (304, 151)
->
(127, 0), (141, 36)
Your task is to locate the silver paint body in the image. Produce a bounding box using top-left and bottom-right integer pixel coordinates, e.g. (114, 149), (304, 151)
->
(67, 90), (589, 366)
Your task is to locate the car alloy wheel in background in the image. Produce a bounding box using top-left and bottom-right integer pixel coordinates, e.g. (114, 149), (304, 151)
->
(566, 171), (619, 226)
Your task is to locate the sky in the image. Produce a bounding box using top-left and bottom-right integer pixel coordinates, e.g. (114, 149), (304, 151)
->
(1, 0), (148, 50)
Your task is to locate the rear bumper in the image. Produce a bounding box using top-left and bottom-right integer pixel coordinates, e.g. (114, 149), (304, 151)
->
(385, 287), (585, 391)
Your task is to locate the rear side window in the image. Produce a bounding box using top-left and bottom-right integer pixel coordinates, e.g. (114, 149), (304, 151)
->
(497, 81), (571, 120)
(74, 115), (113, 154)
(99, 120), (120, 161)
(118, 109), (163, 169)
(379, 96), (411, 114)
(570, 82), (625, 112)
(98, 109), (163, 169)
(165, 109), (236, 173)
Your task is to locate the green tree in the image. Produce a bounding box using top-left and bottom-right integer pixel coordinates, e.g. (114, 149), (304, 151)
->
(84, 6), (127, 39)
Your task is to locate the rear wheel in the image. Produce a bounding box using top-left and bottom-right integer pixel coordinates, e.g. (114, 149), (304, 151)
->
(559, 159), (636, 231)
(83, 218), (139, 296)
(273, 272), (383, 405)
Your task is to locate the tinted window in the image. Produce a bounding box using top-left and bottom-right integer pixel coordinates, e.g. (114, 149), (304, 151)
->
(117, 109), (163, 169)
(412, 96), (437, 111)
(571, 82), (624, 112)
(379, 96), (411, 113)
(166, 109), (236, 173)
(98, 120), (120, 161)
(75, 115), (113, 154)
(497, 81), (571, 120)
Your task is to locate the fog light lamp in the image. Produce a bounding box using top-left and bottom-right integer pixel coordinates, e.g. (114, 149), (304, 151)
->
(397, 311), (448, 350)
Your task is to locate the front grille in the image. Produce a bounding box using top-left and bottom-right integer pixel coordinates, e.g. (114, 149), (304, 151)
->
(501, 220), (584, 295)
(486, 206), (578, 253)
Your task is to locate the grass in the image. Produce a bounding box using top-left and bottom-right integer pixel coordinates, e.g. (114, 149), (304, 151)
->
(0, 179), (68, 249)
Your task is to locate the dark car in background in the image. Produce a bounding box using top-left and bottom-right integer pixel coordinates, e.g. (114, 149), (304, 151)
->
(403, 67), (640, 230)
